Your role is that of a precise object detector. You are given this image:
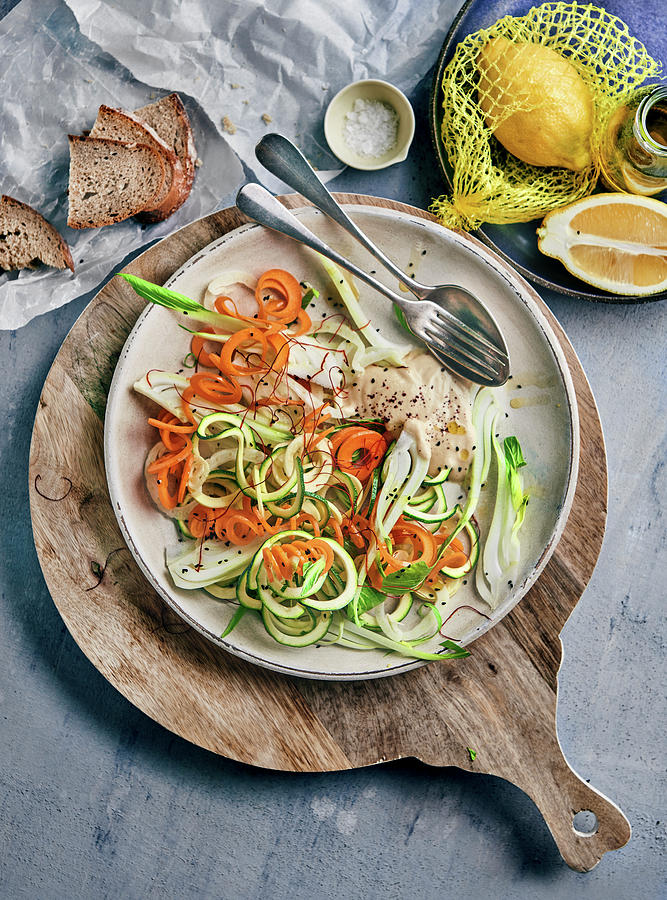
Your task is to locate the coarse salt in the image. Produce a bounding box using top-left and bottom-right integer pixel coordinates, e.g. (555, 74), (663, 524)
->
(343, 98), (399, 158)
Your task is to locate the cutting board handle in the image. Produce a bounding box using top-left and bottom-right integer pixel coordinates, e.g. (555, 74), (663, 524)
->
(510, 735), (631, 872)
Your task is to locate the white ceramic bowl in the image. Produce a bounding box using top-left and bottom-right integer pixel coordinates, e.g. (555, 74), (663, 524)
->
(105, 204), (579, 681)
(324, 79), (415, 170)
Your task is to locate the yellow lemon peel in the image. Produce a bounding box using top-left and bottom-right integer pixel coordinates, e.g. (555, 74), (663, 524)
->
(431, 2), (662, 231)
(478, 36), (593, 171)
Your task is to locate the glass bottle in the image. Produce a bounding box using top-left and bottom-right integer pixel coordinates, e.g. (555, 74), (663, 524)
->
(598, 85), (667, 196)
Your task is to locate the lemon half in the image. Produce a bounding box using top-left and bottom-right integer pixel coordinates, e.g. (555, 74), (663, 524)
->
(537, 193), (667, 295)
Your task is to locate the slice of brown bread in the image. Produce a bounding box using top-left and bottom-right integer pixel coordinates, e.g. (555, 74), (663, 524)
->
(134, 93), (197, 193)
(90, 105), (188, 222)
(0, 195), (74, 271)
(67, 135), (166, 229)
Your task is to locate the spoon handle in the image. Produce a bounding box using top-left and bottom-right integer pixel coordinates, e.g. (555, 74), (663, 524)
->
(255, 133), (428, 298)
(236, 183), (416, 314)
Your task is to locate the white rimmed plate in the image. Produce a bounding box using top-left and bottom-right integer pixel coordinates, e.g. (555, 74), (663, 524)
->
(104, 204), (579, 680)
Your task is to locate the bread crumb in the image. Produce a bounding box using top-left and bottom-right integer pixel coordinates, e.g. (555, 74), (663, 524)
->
(149, 91), (156, 99)
(230, 82), (241, 89)
(222, 116), (237, 135)
(242, 99), (249, 105)
(261, 113), (272, 125)
(194, 157), (203, 168)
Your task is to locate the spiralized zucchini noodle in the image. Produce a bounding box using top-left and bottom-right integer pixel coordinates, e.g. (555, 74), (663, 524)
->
(121, 259), (528, 662)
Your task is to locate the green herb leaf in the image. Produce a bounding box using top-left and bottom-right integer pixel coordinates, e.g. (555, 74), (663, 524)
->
(365, 468), (381, 514)
(382, 561), (431, 592)
(220, 606), (247, 638)
(301, 285), (320, 309)
(466, 747), (477, 761)
(393, 304), (414, 336)
(343, 539), (359, 558)
(119, 273), (237, 329)
(439, 639), (471, 659)
(343, 620), (472, 661)
(503, 436), (526, 471)
(503, 436), (529, 514)
(356, 583), (387, 616)
(300, 556), (326, 588)
(120, 273), (207, 313)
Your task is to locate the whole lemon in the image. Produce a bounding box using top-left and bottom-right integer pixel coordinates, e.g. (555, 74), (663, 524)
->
(478, 36), (593, 171)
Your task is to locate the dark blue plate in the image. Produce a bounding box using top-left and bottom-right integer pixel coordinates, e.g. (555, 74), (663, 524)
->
(429, 0), (666, 302)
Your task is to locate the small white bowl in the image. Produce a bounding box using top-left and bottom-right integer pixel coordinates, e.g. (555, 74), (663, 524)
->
(324, 79), (415, 171)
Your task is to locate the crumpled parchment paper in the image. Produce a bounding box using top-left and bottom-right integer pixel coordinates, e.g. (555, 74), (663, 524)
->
(65, 0), (457, 172)
(1, 0), (459, 329)
(0, 0), (244, 329)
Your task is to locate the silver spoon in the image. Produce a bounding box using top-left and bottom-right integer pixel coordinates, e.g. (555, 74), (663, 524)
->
(236, 182), (506, 386)
(254, 132), (510, 384)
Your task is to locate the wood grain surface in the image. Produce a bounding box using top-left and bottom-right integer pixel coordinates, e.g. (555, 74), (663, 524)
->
(28, 195), (630, 872)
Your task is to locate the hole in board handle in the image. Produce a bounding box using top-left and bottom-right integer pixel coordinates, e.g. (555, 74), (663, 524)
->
(572, 809), (599, 837)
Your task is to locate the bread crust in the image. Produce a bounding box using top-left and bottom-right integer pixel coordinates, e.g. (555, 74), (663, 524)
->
(134, 93), (197, 193)
(0, 194), (74, 272)
(91, 105), (190, 222)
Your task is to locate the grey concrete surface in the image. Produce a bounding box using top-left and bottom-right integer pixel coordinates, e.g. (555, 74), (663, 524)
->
(1, 1), (665, 898)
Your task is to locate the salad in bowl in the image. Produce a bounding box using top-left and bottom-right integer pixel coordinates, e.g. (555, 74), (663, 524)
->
(121, 251), (528, 663)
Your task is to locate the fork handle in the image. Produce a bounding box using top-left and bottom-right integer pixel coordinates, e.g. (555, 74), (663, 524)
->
(236, 183), (415, 313)
(255, 134), (429, 298)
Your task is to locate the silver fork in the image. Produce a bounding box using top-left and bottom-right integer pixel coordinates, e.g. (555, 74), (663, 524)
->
(236, 182), (509, 386)
(253, 133), (510, 386)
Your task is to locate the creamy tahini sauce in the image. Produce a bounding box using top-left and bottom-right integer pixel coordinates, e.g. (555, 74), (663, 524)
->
(344, 351), (476, 480)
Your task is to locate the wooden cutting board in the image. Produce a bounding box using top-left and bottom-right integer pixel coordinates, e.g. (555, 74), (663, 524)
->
(29, 195), (630, 872)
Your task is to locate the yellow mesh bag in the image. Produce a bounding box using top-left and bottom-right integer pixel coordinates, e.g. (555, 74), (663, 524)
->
(430, 2), (663, 230)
